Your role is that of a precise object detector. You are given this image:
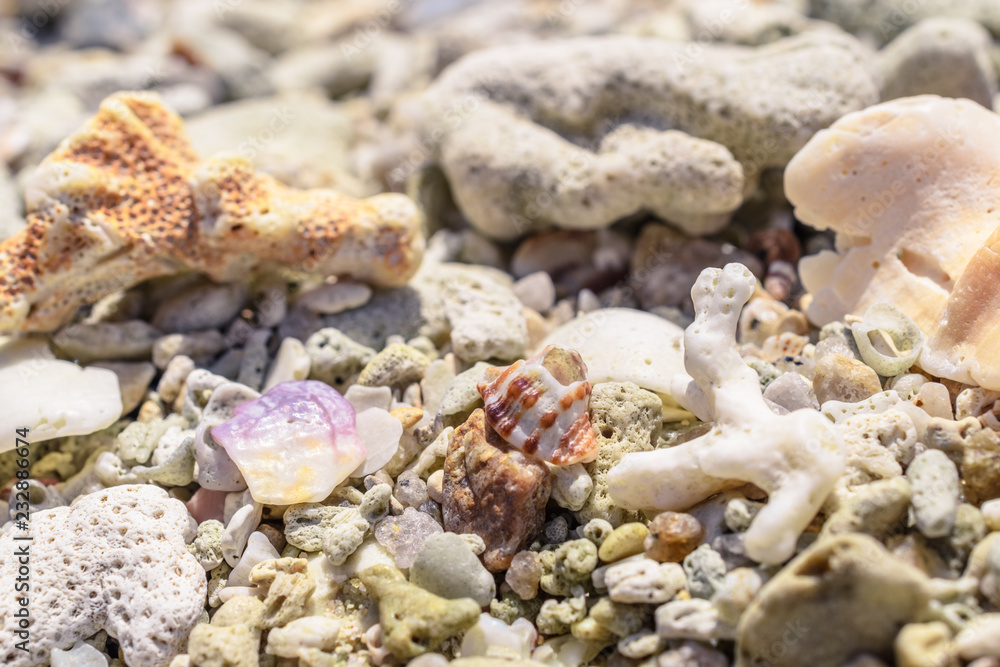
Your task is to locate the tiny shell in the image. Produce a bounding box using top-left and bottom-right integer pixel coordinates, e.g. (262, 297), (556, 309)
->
(477, 345), (598, 465)
(211, 380), (366, 505)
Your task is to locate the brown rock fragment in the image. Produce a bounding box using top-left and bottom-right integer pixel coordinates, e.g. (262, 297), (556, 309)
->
(442, 408), (551, 572)
(644, 511), (705, 563)
(962, 428), (1000, 505)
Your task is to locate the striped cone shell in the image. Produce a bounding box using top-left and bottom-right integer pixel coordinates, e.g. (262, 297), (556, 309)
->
(477, 345), (598, 465)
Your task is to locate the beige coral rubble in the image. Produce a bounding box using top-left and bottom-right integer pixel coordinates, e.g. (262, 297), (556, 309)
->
(0, 92), (424, 333)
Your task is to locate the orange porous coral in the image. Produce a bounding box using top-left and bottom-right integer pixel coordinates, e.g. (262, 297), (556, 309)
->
(0, 92), (424, 332)
(477, 345), (598, 465)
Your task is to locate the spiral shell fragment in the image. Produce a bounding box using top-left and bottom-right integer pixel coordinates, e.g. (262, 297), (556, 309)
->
(477, 345), (598, 466)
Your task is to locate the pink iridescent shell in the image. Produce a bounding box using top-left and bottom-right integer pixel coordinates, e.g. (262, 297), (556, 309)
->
(211, 380), (366, 504)
(477, 345), (598, 465)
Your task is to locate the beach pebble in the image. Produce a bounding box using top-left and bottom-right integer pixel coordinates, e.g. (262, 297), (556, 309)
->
(296, 281), (372, 314)
(908, 449), (961, 539)
(657, 640), (729, 667)
(684, 545), (727, 600)
(879, 17), (996, 107)
(645, 512), (705, 563)
(52, 320), (162, 363)
(762, 371), (814, 412)
(442, 409), (551, 572)
(188, 624), (259, 667)
(358, 343), (430, 389)
(305, 327), (375, 389)
(599, 523), (650, 563)
(410, 532), (496, 606)
(157, 355), (196, 404)
(962, 429), (1000, 505)
(439, 362), (490, 417)
(506, 551), (543, 600)
(895, 622), (958, 667)
(375, 507), (444, 570)
(738, 534), (933, 666)
(152, 330), (227, 369)
(813, 354), (883, 405)
(427, 263), (528, 362)
(345, 384), (394, 414)
(957, 614), (1000, 661)
(982, 499), (1000, 531)
(229, 531), (280, 588)
(513, 272), (557, 313)
(656, 598), (728, 641)
(50, 640), (109, 667)
(266, 616), (342, 658)
(548, 463), (594, 512)
(359, 564), (480, 660)
(539, 539), (599, 597)
(151, 281), (247, 333)
(394, 469), (429, 508)
(712, 567), (763, 627)
(823, 477), (912, 538)
(188, 520), (226, 571)
(461, 614), (536, 661)
(283, 504), (355, 552)
(606, 559), (686, 604)
(322, 515), (369, 567)
(261, 337), (310, 392)
(212, 380), (367, 505)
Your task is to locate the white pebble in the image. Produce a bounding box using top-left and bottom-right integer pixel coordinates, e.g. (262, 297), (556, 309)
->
(982, 499), (1000, 532)
(51, 640), (109, 667)
(266, 616), (342, 658)
(351, 408), (403, 477)
(228, 531), (279, 588)
(605, 559), (686, 604)
(513, 271), (556, 313)
(297, 281), (373, 314)
(262, 337), (311, 392)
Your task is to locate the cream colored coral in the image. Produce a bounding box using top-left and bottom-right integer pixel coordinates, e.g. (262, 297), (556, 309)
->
(607, 263), (845, 565)
(786, 95), (1000, 389)
(0, 92), (424, 333)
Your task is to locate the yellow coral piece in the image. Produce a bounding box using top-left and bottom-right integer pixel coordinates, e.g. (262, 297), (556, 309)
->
(0, 92), (424, 332)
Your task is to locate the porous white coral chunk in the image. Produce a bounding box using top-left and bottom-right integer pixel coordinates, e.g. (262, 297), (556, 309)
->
(0, 485), (205, 667)
(607, 264), (845, 564)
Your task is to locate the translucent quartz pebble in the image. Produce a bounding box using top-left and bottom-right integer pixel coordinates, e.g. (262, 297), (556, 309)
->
(0, 338), (122, 450)
(851, 303), (924, 377)
(374, 507), (443, 569)
(212, 380), (366, 504)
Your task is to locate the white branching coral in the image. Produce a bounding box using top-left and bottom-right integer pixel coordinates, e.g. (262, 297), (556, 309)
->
(607, 263), (846, 564)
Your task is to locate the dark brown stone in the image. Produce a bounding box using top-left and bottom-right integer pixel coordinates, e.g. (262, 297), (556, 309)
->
(442, 408), (551, 572)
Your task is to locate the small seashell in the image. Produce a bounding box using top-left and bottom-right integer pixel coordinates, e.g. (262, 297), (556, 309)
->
(477, 345), (598, 465)
(851, 302), (923, 377)
(211, 380), (367, 505)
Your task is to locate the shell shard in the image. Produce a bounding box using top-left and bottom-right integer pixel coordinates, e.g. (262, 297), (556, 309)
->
(477, 345), (598, 465)
(211, 380), (367, 505)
